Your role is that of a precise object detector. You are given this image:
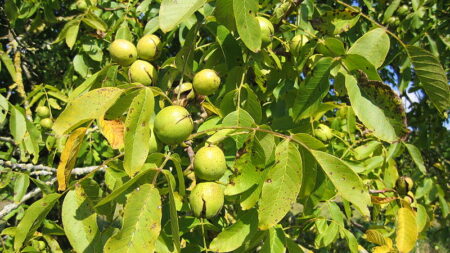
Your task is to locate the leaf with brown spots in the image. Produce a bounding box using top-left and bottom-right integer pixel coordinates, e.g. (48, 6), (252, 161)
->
(104, 184), (162, 253)
(258, 140), (302, 230)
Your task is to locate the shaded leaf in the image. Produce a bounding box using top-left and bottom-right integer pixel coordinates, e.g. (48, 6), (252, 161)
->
(403, 143), (426, 174)
(233, 0), (261, 52)
(82, 12), (107, 31)
(14, 193), (61, 252)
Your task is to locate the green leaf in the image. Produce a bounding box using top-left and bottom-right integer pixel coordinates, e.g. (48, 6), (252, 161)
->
(66, 20), (80, 49)
(407, 45), (450, 114)
(310, 150), (371, 217)
(53, 87), (123, 136)
(95, 165), (157, 208)
(0, 93), (9, 124)
(396, 207), (418, 253)
(251, 128), (275, 167)
(13, 173), (29, 202)
(316, 9), (360, 35)
(104, 184), (162, 253)
(124, 88), (155, 177)
(292, 133), (326, 150)
(225, 154), (262, 196)
(260, 227), (286, 253)
(162, 171), (181, 253)
(14, 193), (61, 252)
(82, 12), (107, 31)
(159, 0), (206, 32)
(9, 106), (26, 144)
(342, 54), (381, 81)
(293, 57), (333, 120)
(62, 183), (102, 253)
(233, 0), (261, 52)
(347, 28), (390, 68)
(116, 21), (133, 41)
(403, 143), (426, 174)
(210, 209), (258, 252)
(215, 0), (236, 31)
(258, 140), (302, 230)
(343, 73), (401, 142)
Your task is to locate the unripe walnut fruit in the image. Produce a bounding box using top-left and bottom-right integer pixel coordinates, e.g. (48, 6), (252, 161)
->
(129, 60), (157, 85)
(256, 16), (274, 46)
(315, 124), (333, 141)
(396, 176), (414, 196)
(137, 34), (162, 61)
(194, 145), (227, 181)
(189, 182), (224, 218)
(154, 105), (193, 145)
(40, 118), (53, 129)
(109, 39), (137, 66)
(192, 69), (221, 96)
(36, 106), (50, 117)
(290, 34), (309, 56)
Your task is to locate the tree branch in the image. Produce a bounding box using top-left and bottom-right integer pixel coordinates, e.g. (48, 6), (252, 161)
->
(0, 160), (106, 175)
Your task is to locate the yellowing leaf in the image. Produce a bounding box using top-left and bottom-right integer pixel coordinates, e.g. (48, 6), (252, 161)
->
(99, 118), (125, 149)
(53, 87), (123, 136)
(372, 245), (392, 253)
(396, 207), (418, 253)
(57, 127), (87, 191)
(364, 229), (387, 246)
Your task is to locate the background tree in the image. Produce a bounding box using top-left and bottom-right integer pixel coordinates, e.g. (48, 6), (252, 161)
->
(0, 0), (449, 252)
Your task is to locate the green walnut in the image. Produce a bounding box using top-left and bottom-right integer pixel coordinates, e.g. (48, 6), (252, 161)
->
(40, 118), (53, 129)
(189, 182), (224, 218)
(129, 60), (157, 85)
(192, 69), (221, 96)
(256, 16), (274, 46)
(314, 124), (333, 142)
(194, 145), (227, 181)
(36, 106), (50, 117)
(109, 39), (137, 66)
(137, 34), (162, 61)
(397, 5), (409, 16)
(387, 16), (400, 26)
(154, 105), (193, 145)
(290, 34), (309, 56)
(396, 176), (414, 196)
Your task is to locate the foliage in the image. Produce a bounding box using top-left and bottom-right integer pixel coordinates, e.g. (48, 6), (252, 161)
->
(0, 0), (449, 252)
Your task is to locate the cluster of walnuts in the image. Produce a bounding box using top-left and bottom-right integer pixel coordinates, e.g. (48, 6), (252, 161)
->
(105, 16), (320, 219)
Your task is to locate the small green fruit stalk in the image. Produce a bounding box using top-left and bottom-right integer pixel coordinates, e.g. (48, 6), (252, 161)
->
(192, 69), (221, 96)
(129, 60), (157, 85)
(36, 106), (50, 118)
(256, 16), (274, 46)
(314, 124), (333, 142)
(189, 182), (224, 218)
(137, 34), (162, 61)
(40, 118), (53, 129)
(395, 176), (414, 196)
(194, 145), (227, 181)
(109, 39), (137, 66)
(290, 34), (309, 57)
(154, 105), (193, 145)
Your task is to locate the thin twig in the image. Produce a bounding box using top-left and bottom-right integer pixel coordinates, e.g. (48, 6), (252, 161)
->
(0, 159), (106, 175)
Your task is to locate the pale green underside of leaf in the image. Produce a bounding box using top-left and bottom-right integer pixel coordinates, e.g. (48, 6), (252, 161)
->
(344, 73), (398, 142)
(258, 140), (302, 230)
(347, 28), (390, 68)
(310, 150), (371, 217)
(53, 87), (123, 136)
(159, 0), (206, 32)
(407, 45), (450, 114)
(104, 184), (162, 253)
